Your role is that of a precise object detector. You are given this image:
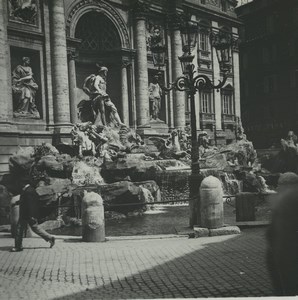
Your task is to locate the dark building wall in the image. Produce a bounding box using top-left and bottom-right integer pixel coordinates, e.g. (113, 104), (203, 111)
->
(236, 0), (298, 148)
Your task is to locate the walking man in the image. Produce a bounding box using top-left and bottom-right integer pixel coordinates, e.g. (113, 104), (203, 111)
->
(11, 176), (55, 252)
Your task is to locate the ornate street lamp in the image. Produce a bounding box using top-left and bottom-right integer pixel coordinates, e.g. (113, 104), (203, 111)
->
(150, 18), (232, 226)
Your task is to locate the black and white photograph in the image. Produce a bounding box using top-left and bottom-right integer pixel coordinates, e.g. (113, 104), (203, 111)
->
(0, 0), (297, 299)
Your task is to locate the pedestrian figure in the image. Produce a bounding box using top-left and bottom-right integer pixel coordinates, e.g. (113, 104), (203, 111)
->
(266, 172), (298, 296)
(11, 176), (55, 252)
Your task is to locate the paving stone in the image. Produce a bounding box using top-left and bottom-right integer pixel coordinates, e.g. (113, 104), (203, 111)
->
(0, 228), (273, 299)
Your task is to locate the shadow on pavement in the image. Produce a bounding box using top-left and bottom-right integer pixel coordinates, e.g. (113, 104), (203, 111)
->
(63, 238), (83, 243)
(25, 246), (52, 250)
(52, 228), (274, 299)
(0, 246), (12, 252)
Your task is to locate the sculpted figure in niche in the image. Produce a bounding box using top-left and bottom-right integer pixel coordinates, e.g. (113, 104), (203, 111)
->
(150, 26), (163, 47)
(9, 0), (37, 24)
(148, 74), (163, 120)
(147, 24), (163, 50)
(12, 56), (40, 119)
(83, 65), (125, 128)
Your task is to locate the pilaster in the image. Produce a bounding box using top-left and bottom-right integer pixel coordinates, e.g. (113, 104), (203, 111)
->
(232, 27), (241, 118)
(67, 50), (78, 124)
(211, 22), (222, 130)
(121, 60), (130, 126)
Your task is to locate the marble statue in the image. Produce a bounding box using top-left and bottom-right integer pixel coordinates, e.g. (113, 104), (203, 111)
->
(72, 65), (144, 159)
(235, 116), (247, 141)
(83, 65), (125, 128)
(148, 74), (163, 120)
(149, 130), (190, 160)
(12, 56), (40, 118)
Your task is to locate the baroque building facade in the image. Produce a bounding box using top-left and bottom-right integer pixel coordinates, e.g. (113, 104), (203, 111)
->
(0, 0), (241, 174)
(236, 0), (298, 148)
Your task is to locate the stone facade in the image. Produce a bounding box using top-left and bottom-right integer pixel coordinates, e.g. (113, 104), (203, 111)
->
(0, 0), (241, 174)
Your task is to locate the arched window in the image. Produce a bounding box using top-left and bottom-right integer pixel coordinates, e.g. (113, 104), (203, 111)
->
(75, 12), (121, 52)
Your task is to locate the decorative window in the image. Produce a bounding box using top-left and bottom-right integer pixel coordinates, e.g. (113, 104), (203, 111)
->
(197, 20), (211, 67)
(222, 94), (232, 114)
(199, 32), (209, 52)
(200, 91), (212, 113)
(75, 12), (121, 52)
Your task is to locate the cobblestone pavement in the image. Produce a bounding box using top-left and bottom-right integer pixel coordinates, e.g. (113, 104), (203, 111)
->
(0, 228), (273, 299)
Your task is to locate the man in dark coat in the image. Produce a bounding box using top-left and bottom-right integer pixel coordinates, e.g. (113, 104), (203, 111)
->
(267, 172), (298, 295)
(11, 176), (55, 252)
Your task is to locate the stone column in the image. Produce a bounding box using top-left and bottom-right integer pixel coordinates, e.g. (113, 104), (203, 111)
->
(49, 0), (71, 130)
(68, 50), (77, 124)
(0, 0), (13, 125)
(121, 61), (130, 126)
(134, 8), (150, 127)
(232, 28), (241, 118)
(170, 17), (185, 129)
(212, 23), (222, 130)
(166, 32), (174, 129)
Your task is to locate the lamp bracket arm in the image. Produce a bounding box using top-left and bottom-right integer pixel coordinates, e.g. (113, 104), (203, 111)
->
(173, 76), (190, 92)
(160, 82), (175, 93)
(193, 72), (229, 91)
(212, 73), (229, 90)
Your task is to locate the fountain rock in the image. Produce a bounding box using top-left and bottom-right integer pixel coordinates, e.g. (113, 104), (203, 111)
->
(72, 160), (104, 186)
(96, 181), (151, 213)
(9, 146), (35, 173)
(36, 178), (72, 204)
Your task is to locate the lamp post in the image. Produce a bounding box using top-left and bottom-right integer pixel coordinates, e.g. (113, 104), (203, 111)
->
(150, 18), (232, 226)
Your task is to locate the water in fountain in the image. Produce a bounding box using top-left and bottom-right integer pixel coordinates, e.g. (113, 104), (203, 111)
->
(155, 164), (242, 203)
(220, 172), (242, 196)
(156, 168), (191, 203)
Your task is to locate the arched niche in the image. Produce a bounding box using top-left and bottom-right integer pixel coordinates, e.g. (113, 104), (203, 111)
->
(66, 0), (130, 49)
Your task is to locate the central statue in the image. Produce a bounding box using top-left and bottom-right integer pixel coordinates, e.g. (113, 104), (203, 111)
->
(83, 65), (125, 128)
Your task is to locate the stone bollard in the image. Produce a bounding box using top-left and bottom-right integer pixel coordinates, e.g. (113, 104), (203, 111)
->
(82, 191), (105, 242)
(200, 176), (224, 229)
